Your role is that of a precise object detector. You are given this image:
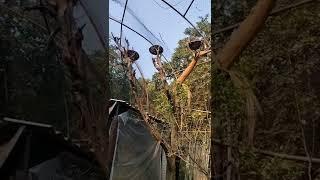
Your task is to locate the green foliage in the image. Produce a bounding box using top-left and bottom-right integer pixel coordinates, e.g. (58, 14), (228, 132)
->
(214, 2), (320, 178)
(259, 158), (303, 180)
(240, 151), (304, 180)
(185, 15), (211, 39)
(0, 9), (67, 129)
(164, 15), (211, 79)
(149, 16), (211, 128)
(148, 82), (174, 121)
(107, 45), (130, 101)
(145, 18), (212, 178)
(212, 68), (245, 143)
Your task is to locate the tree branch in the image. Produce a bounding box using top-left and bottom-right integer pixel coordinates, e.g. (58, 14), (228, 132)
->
(216, 0), (276, 70)
(176, 49), (211, 83)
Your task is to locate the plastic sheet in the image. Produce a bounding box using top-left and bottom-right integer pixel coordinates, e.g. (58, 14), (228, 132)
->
(109, 109), (167, 180)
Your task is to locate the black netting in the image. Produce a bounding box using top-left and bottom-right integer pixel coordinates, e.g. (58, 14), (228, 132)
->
(74, 0), (107, 53)
(109, 0), (211, 78)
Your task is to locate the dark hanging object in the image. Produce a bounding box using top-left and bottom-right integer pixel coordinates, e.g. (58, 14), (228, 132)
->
(149, 45), (164, 55)
(188, 40), (202, 51)
(127, 50), (139, 61)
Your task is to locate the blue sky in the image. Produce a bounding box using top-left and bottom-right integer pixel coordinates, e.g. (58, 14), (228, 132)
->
(109, 0), (211, 79)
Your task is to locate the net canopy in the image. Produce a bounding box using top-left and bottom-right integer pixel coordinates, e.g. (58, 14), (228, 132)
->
(109, 0), (211, 79)
(73, 0), (108, 53)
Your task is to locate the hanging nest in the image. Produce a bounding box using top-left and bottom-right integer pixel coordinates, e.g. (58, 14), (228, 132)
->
(188, 40), (202, 51)
(127, 49), (139, 61)
(149, 45), (164, 55)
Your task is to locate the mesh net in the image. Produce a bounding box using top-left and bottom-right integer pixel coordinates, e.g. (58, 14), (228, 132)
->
(109, 0), (211, 78)
(109, 2), (211, 178)
(73, 0), (108, 53)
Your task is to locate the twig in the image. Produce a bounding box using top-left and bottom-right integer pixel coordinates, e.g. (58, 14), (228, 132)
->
(169, 127), (210, 177)
(191, 109), (212, 114)
(0, 4), (63, 47)
(258, 150), (319, 163)
(39, 0), (52, 33)
(46, 26), (62, 50)
(175, 152), (209, 177)
(213, 139), (320, 164)
(294, 90), (312, 180)
(0, 4), (47, 32)
(133, 61), (149, 111)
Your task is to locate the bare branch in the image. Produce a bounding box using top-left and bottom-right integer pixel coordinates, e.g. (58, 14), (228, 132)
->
(177, 49), (211, 84)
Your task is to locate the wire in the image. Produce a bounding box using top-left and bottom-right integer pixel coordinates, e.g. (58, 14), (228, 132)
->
(79, 0), (106, 48)
(110, 17), (153, 45)
(152, 0), (188, 10)
(183, 0), (195, 16)
(109, 17), (170, 63)
(112, 0), (164, 48)
(109, 0), (208, 79)
(158, 33), (171, 55)
(159, 0), (204, 37)
(119, 0), (129, 47)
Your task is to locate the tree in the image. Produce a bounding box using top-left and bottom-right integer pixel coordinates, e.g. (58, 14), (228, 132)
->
(93, 44), (130, 101)
(147, 16), (212, 179)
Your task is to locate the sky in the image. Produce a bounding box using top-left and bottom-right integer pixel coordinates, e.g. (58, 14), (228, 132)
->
(109, 0), (211, 79)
